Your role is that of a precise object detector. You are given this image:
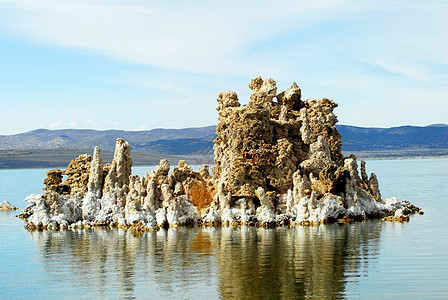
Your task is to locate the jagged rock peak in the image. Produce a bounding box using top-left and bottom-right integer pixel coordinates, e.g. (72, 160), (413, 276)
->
(114, 138), (132, 186)
(87, 146), (104, 198)
(277, 82), (303, 110)
(249, 76), (277, 105)
(217, 91), (240, 111)
(213, 76), (342, 198)
(104, 138), (132, 192)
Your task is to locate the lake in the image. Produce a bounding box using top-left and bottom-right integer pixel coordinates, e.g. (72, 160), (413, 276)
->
(1, 158), (447, 299)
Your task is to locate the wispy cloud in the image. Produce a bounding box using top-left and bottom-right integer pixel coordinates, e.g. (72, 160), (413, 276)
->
(1, 0), (446, 82)
(0, 0), (354, 76)
(49, 121), (65, 129)
(133, 124), (149, 131)
(49, 119), (100, 130)
(0, 0), (446, 133)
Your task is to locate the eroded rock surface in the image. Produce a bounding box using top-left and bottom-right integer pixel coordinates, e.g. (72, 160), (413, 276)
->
(20, 77), (421, 231)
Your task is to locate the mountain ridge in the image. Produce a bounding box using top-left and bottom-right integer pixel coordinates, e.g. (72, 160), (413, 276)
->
(1, 124), (447, 157)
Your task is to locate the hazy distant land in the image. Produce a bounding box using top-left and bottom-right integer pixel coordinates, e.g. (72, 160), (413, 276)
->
(0, 149), (213, 169)
(0, 124), (447, 169)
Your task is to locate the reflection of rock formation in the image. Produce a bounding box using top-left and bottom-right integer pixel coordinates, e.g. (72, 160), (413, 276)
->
(29, 224), (383, 299)
(29, 228), (219, 299)
(215, 223), (383, 299)
(20, 77), (420, 230)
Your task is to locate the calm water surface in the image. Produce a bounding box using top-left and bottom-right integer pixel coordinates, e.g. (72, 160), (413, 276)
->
(1, 158), (447, 299)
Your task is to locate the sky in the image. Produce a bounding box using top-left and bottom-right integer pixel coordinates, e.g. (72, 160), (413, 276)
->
(0, 0), (447, 135)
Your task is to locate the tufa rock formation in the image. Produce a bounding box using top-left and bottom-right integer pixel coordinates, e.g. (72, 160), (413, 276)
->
(19, 77), (421, 231)
(0, 200), (18, 211)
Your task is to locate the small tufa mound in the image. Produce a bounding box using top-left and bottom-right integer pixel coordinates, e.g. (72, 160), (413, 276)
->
(20, 77), (421, 231)
(0, 200), (18, 211)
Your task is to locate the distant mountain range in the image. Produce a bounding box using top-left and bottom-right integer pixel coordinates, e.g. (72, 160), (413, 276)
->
(338, 124), (448, 151)
(338, 124), (448, 158)
(1, 124), (447, 158)
(0, 126), (217, 155)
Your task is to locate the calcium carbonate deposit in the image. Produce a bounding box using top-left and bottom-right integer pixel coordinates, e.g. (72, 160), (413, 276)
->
(18, 77), (421, 231)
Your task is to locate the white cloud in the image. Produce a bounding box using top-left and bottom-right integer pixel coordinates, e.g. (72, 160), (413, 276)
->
(1, 0), (446, 82)
(48, 119), (100, 130)
(83, 119), (100, 127)
(0, 0), (446, 132)
(133, 124), (149, 131)
(49, 120), (65, 129)
(0, 0), (350, 76)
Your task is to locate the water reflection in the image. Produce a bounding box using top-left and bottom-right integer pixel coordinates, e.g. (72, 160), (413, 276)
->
(214, 224), (381, 299)
(29, 222), (383, 299)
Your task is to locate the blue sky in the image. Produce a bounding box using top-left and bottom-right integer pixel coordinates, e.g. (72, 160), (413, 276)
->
(0, 0), (447, 135)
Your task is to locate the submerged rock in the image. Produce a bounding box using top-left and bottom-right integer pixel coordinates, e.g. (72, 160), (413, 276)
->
(20, 77), (421, 231)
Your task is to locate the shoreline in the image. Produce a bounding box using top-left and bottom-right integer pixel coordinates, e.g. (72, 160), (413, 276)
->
(0, 148), (446, 170)
(0, 149), (213, 170)
(361, 155), (448, 161)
